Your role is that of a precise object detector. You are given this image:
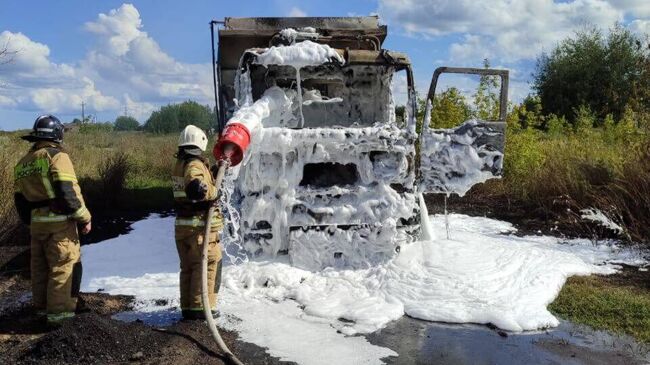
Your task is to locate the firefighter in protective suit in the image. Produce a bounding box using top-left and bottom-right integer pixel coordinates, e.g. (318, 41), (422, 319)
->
(14, 115), (92, 325)
(172, 125), (223, 320)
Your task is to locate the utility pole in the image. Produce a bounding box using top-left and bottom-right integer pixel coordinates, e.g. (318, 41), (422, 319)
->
(124, 105), (128, 117)
(81, 101), (85, 123)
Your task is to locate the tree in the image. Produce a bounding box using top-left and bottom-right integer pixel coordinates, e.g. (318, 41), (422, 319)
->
(114, 116), (139, 131)
(473, 59), (501, 120)
(533, 25), (650, 123)
(177, 101), (213, 131)
(428, 87), (472, 129)
(144, 100), (215, 134)
(507, 95), (545, 130)
(145, 105), (179, 134)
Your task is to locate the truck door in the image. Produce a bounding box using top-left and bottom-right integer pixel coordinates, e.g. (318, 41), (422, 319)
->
(418, 67), (509, 196)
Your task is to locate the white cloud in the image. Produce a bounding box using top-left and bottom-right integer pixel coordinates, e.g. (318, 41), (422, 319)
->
(84, 4), (143, 56)
(380, 0), (624, 63)
(29, 77), (120, 113)
(0, 31), (118, 114)
(0, 4), (213, 123)
(80, 4), (212, 107)
(607, 0), (650, 17)
(379, 0), (650, 101)
(0, 94), (16, 107)
(288, 7), (307, 17)
(124, 94), (156, 121)
(629, 19), (650, 35)
(0, 31), (75, 84)
(449, 34), (493, 65)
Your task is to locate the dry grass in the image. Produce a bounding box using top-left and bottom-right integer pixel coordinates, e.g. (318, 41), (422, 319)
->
(0, 130), (179, 244)
(0, 135), (24, 245)
(63, 131), (176, 184)
(466, 126), (649, 244)
(588, 142), (650, 242)
(93, 152), (133, 208)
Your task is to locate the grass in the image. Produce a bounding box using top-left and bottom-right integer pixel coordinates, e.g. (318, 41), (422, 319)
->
(0, 129), (226, 245)
(550, 275), (650, 344)
(469, 124), (650, 244)
(0, 130), (188, 245)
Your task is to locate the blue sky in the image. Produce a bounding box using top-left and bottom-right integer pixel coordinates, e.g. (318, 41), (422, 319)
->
(1, 0), (649, 130)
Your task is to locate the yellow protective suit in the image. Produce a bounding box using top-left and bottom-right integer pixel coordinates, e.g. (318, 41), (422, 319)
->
(172, 153), (223, 318)
(14, 141), (91, 323)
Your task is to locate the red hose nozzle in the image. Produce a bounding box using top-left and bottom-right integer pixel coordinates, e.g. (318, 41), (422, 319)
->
(213, 122), (251, 166)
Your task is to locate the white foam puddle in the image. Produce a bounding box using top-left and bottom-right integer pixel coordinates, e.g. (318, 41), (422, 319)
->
(81, 213), (646, 365)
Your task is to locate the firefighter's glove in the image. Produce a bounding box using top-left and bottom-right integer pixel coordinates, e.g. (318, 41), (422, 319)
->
(186, 179), (208, 201)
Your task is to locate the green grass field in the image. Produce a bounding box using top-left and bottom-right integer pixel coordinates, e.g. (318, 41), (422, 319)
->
(550, 275), (650, 343)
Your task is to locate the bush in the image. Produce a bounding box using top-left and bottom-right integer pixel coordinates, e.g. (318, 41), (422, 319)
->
(473, 59), (501, 121)
(534, 25), (650, 123)
(0, 137), (29, 245)
(477, 116), (648, 243)
(144, 101), (216, 134)
(114, 116), (140, 131)
(79, 122), (114, 133)
(144, 106), (179, 134)
(427, 87), (472, 129)
(97, 152), (132, 202)
(588, 141), (650, 242)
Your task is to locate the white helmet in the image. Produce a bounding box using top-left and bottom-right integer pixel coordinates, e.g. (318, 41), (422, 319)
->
(178, 125), (208, 151)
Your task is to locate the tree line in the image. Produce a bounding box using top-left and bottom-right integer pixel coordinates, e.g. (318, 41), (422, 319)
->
(75, 101), (216, 134)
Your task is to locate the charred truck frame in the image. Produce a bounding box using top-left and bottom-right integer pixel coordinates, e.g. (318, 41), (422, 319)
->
(211, 17), (509, 270)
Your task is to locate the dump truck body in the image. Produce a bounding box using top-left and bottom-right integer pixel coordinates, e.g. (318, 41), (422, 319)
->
(215, 17), (507, 270)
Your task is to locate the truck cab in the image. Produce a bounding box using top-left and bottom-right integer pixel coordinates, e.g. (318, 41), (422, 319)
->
(215, 17), (508, 270)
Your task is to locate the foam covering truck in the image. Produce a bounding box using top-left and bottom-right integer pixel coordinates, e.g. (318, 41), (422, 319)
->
(213, 17), (509, 270)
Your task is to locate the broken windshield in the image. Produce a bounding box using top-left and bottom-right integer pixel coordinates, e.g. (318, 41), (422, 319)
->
(247, 64), (396, 128)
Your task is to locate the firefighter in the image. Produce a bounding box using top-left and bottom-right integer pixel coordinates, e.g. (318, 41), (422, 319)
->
(172, 125), (223, 320)
(14, 115), (92, 326)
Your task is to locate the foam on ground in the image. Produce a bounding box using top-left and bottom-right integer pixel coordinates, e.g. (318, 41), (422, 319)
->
(581, 208), (624, 234)
(81, 214), (646, 364)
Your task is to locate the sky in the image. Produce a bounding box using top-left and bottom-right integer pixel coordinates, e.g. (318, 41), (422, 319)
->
(1, 0), (649, 131)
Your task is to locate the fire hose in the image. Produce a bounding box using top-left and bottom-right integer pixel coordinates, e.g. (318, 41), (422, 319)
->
(200, 157), (245, 365)
(200, 125), (251, 365)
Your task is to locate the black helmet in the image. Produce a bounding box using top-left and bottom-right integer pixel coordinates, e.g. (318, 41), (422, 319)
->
(21, 115), (65, 143)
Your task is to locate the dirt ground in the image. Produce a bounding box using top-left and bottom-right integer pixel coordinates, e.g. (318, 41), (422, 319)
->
(0, 289), (288, 365)
(424, 193), (624, 240)
(0, 237), (289, 365)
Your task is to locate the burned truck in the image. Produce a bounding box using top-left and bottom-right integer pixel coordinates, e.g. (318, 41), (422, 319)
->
(213, 17), (508, 270)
